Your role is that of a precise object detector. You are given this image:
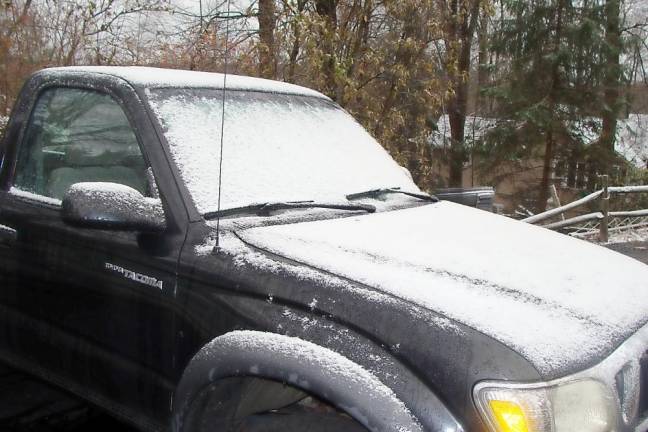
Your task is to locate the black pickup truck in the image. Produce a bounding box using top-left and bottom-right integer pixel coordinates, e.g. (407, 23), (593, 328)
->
(0, 67), (647, 432)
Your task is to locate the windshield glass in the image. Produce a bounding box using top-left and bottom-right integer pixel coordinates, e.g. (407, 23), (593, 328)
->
(147, 88), (419, 214)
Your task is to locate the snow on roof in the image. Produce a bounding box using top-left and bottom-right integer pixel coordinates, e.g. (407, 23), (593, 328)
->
(616, 114), (648, 168)
(41, 66), (328, 99)
(433, 113), (648, 168)
(569, 115), (648, 168)
(430, 115), (496, 148)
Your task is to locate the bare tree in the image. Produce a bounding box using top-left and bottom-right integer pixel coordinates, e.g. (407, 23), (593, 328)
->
(258, 0), (277, 78)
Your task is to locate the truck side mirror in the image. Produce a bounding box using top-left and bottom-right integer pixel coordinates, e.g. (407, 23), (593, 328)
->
(62, 182), (166, 232)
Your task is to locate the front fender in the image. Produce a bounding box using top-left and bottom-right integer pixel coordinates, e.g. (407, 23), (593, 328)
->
(172, 331), (438, 432)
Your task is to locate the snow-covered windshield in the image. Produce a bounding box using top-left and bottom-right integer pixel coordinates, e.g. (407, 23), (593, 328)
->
(147, 88), (419, 214)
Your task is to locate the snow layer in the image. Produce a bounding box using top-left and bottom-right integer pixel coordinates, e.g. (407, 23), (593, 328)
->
(10, 187), (62, 206)
(431, 115), (496, 148)
(605, 227), (648, 244)
(148, 90), (418, 214)
(433, 113), (648, 168)
(44, 66), (326, 99)
(199, 232), (466, 340)
(65, 182), (165, 222)
(239, 201), (648, 375)
(573, 115), (648, 167)
(615, 114), (648, 167)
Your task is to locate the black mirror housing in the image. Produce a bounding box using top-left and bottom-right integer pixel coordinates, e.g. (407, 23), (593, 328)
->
(62, 182), (166, 232)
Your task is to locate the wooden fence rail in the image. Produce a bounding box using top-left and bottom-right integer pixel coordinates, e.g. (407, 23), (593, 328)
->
(523, 176), (648, 242)
(522, 190), (603, 224)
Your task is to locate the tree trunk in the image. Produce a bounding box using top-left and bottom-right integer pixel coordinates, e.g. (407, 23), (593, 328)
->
(445, 0), (480, 187)
(287, 0), (307, 83)
(538, 129), (555, 212)
(567, 148), (578, 187)
(537, 0), (565, 213)
(314, 0), (338, 100)
(599, 0), (621, 176)
(477, 10), (489, 112)
(258, 0), (276, 79)
(448, 108), (467, 187)
(447, 33), (472, 187)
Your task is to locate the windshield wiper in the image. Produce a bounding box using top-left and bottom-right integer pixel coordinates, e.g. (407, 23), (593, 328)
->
(204, 200), (376, 219)
(346, 187), (438, 202)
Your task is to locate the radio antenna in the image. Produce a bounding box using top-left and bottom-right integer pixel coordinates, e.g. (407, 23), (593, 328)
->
(215, 0), (232, 250)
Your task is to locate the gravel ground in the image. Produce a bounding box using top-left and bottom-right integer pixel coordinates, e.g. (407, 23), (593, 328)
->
(598, 226), (648, 264)
(66, 415), (135, 432)
(605, 240), (648, 264)
(6, 413), (135, 432)
(0, 365), (137, 432)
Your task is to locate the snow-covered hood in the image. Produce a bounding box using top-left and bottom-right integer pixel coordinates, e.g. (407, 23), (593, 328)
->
(238, 202), (648, 376)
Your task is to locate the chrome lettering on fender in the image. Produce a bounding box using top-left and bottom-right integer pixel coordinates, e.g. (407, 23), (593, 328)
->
(105, 262), (164, 290)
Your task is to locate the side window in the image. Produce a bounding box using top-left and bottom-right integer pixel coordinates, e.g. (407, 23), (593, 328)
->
(13, 88), (149, 201)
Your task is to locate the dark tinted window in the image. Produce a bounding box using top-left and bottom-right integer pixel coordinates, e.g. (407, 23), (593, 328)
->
(14, 88), (148, 200)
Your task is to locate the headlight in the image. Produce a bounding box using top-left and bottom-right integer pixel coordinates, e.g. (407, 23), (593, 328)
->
(474, 379), (619, 432)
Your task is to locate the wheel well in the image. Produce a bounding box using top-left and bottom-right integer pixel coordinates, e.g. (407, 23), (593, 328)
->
(172, 331), (423, 432)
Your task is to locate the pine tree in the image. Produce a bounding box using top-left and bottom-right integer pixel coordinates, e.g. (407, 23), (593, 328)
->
(483, 0), (614, 212)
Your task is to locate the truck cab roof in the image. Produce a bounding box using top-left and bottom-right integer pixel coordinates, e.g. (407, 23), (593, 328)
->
(38, 66), (330, 99)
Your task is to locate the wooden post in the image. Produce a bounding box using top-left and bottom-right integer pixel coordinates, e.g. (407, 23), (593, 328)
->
(600, 175), (609, 243)
(550, 184), (564, 220)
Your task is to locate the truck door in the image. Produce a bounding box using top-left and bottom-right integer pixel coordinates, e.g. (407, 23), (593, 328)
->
(0, 86), (180, 424)
(0, 198), (17, 306)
